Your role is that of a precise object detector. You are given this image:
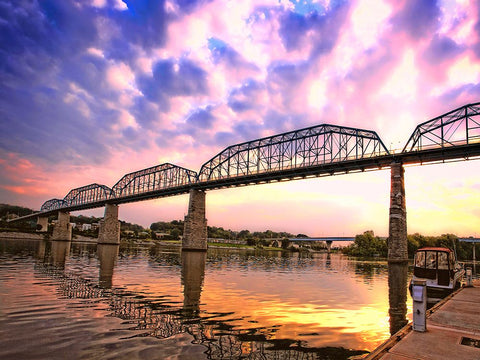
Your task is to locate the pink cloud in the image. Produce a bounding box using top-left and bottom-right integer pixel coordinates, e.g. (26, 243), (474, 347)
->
(2, 0), (480, 237)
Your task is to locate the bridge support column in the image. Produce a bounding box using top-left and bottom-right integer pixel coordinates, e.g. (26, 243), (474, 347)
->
(36, 216), (48, 232)
(183, 189), (207, 251)
(326, 240), (333, 254)
(388, 162), (408, 262)
(98, 204), (120, 245)
(51, 211), (72, 241)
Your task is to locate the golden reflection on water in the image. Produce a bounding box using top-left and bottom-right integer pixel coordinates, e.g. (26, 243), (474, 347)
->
(182, 251), (393, 351)
(198, 279), (390, 350)
(0, 240), (411, 359)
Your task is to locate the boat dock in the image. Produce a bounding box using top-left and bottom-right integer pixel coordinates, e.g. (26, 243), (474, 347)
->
(367, 280), (480, 359)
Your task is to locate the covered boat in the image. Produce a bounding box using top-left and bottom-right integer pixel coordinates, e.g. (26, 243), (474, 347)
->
(410, 247), (464, 303)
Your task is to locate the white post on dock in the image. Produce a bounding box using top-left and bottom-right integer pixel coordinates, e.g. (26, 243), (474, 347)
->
(466, 267), (473, 287)
(412, 280), (427, 332)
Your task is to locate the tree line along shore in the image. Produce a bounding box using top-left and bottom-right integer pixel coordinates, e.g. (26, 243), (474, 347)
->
(1, 204), (477, 258)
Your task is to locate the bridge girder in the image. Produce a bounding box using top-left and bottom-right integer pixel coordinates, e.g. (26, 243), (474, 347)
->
(63, 183), (115, 207)
(112, 163), (197, 199)
(198, 124), (390, 182)
(403, 102), (480, 152)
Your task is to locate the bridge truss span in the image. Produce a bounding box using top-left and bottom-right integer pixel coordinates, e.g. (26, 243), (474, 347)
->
(403, 102), (480, 152)
(12, 101), (480, 224)
(63, 183), (115, 209)
(40, 198), (67, 212)
(112, 163), (198, 202)
(197, 124), (390, 186)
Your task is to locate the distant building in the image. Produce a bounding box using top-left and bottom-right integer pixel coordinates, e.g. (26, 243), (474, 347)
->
(154, 232), (169, 239)
(81, 223), (92, 231)
(208, 238), (247, 245)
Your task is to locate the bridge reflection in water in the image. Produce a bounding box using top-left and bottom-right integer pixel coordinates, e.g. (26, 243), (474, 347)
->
(32, 241), (412, 359)
(388, 262), (408, 335)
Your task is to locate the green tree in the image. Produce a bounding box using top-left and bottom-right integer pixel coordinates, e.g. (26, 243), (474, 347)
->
(342, 231), (387, 257)
(170, 228), (181, 240)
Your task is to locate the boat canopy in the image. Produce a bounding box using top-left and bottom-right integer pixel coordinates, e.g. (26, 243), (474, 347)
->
(414, 247), (456, 285)
(416, 247), (453, 253)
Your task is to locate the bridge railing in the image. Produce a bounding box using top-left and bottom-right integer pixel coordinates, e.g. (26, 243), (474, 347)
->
(197, 124), (390, 182)
(403, 102), (480, 152)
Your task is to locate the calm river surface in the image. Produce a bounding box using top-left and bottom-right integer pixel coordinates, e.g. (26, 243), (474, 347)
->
(0, 239), (415, 359)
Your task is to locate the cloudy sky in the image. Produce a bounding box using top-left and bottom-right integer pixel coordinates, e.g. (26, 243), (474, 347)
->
(1, 0), (480, 236)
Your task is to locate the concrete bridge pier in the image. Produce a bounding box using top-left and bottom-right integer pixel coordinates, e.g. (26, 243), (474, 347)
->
(326, 240), (333, 253)
(182, 189), (207, 251)
(98, 204), (120, 245)
(51, 211), (72, 241)
(388, 162), (408, 262)
(36, 216), (48, 232)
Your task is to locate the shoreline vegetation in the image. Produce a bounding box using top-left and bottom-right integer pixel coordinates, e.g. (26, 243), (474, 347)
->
(1, 203), (478, 259)
(340, 230), (478, 261)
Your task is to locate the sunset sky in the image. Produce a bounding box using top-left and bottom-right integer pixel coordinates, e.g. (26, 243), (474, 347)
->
(1, 0), (480, 236)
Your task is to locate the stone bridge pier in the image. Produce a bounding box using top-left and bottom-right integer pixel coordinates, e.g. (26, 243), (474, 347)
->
(51, 211), (72, 241)
(388, 162), (408, 262)
(183, 189), (207, 251)
(98, 204), (120, 245)
(36, 216), (48, 232)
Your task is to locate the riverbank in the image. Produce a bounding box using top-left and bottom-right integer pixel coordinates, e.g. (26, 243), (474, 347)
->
(0, 231), (43, 240)
(0, 232), (287, 251)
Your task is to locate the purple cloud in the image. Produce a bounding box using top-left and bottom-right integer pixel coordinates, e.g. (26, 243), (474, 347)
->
(391, 0), (441, 40)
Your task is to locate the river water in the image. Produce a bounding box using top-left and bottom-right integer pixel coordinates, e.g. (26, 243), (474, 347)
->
(0, 239), (414, 359)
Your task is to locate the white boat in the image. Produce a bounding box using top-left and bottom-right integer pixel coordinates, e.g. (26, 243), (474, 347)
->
(409, 247), (465, 303)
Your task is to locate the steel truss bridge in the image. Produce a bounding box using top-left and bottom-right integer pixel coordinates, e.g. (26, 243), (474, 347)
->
(18, 102), (480, 219)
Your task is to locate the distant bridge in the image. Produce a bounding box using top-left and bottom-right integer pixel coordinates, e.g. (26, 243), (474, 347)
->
(458, 238), (480, 243)
(289, 237), (356, 252)
(459, 238), (480, 262)
(11, 102), (480, 258)
(290, 237), (355, 242)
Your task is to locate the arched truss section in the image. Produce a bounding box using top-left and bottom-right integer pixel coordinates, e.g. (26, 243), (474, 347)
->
(403, 102), (480, 152)
(40, 198), (67, 212)
(112, 163), (198, 198)
(198, 124), (389, 182)
(63, 183), (115, 207)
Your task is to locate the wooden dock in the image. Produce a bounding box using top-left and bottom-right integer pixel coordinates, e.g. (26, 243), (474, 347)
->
(367, 281), (480, 360)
